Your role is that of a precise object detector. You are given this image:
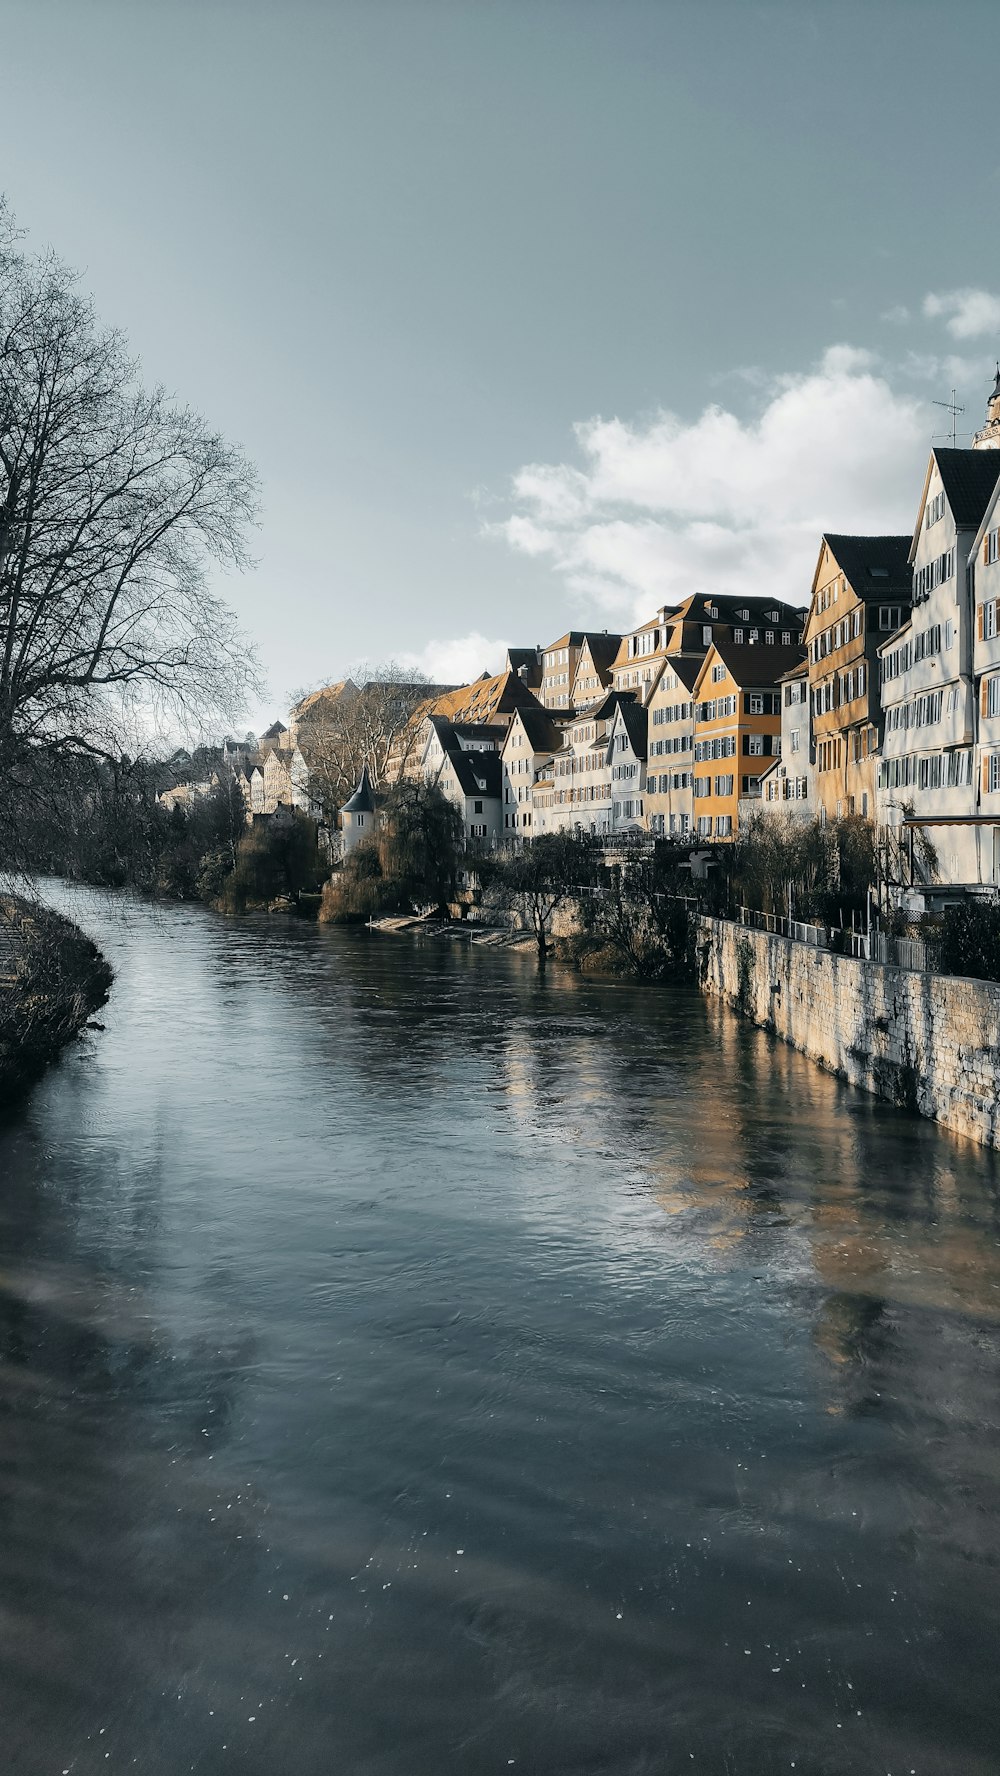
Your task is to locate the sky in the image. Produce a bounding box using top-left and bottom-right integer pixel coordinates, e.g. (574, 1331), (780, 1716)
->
(2, 0), (1000, 730)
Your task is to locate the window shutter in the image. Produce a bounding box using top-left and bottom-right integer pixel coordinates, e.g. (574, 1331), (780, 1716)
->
(742, 734), (750, 755)
(983, 679), (990, 720)
(979, 604), (985, 641)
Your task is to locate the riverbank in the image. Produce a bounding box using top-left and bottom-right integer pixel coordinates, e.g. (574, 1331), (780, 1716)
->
(0, 894), (113, 1104)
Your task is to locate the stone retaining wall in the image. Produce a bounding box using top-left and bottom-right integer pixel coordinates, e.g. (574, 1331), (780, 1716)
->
(697, 916), (1000, 1148)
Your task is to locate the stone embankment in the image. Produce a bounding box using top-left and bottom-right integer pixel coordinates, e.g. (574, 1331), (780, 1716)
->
(0, 895), (113, 1104)
(697, 915), (1000, 1148)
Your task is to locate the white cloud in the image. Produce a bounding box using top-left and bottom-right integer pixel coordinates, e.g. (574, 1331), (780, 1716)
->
(924, 288), (1000, 339)
(400, 631), (507, 685)
(881, 304), (911, 325)
(493, 347), (928, 622)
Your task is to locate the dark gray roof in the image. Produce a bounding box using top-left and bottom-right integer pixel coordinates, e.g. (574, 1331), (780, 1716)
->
(449, 748), (502, 800)
(705, 641), (806, 687)
(824, 534), (912, 599)
(513, 706), (564, 754)
(660, 654), (702, 692)
(591, 688), (637, 722)
(341, 768), (375, 815)
(615, 699), (648, 760)
(932, 449), (1000, 530)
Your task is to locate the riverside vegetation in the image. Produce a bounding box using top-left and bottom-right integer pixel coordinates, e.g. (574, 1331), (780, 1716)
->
(0, 200), (260, 1093)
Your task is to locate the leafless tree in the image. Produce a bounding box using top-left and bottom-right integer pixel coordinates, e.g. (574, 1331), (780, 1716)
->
(0, 200), (261, 813)
(290, 662), (432, 816)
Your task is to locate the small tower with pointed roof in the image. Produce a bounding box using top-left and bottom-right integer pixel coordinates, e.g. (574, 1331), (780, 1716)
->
(340, 767), (376, 855)
(973, 363), (1000, 449)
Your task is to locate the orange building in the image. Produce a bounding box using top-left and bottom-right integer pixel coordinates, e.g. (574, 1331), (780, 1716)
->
(691, 640), (806, 838)
(804, 534), (911, 821)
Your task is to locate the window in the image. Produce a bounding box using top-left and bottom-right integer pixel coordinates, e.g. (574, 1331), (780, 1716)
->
(985, 527), (1000, 565)
(733, 629), (744, 645)
(746, 733), (765, 756)
(781, 630), (791, 645)
(982, 600), (999, 641)
(925, 490), (946, 529)
(473, 799), (483, 813)
(714, 775), (734, 797)
(748, 694), (764, 714)
(945, 619), (954, 650)
(702, 626), (712, 644)
(878, 606), (903, 631)
(748, 628), (759, 644)
(697, 815), (712, 836)
(765, 630), (775, 644)
(712, 662), (726, 682)
(913, 548), (956, 603)
(716, 815), (732, 836)
(985, 675), (1000, 719)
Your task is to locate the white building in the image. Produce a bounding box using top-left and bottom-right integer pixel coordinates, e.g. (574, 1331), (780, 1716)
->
(531, 692), (632, 835)
(608, 699), (648, 833)
(420, 716), (504, 845)
(970, 469), (1000, 885)
(755, 661), (814, 818)
(500, 706), (565, 838)
(877, 448), (1000, 884)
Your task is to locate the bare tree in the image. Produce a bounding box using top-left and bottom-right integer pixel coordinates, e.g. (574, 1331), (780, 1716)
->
(290, 662), (431, 816)
(479, 832), (598, 971)
(0, 201), (261, 808)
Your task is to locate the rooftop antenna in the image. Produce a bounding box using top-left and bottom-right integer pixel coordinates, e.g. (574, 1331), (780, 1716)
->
(933, 387), (964, 447)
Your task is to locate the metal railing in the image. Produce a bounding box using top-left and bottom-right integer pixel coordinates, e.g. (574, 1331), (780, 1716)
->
(737, 906), (829, 948)
(734, 906), (940, 973)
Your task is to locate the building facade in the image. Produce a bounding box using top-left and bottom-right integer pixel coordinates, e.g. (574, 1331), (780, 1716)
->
(805, 533), (911, 821)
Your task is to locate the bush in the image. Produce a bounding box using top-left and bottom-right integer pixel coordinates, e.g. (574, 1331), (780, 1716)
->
(940, 901), (1000, 983)
(320, 841), (398, 924)
(216, 810), (324, 913)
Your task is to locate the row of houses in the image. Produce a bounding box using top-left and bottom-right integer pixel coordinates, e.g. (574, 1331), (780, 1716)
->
(223, 366), (1000, 898)
(336, 367), (999, 895)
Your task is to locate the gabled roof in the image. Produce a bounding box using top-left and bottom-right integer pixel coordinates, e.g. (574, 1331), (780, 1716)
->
(591, 687), (637, 722)
(932, 448), (1000, 529)
(613, 698), (649, 759)
(693, 641), (806, 697)
(425, 668), (545, 725)
(341, 767), (375, 815)
(448, 748), (502, 800)
(968, 458), (1000, 564)
(425, 714), (506, 753)
(291, 680), (358, 722)
(655, 654), (702, 692)
(505, 647), (542, 681)
(578, 632), (623, 675)
(911, 449), (1000, 558)
(505, 705), (565, 755)
(820, 534), (912, 599)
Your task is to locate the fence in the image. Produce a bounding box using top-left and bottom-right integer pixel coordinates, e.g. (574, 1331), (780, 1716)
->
(735, 905), (940, 974)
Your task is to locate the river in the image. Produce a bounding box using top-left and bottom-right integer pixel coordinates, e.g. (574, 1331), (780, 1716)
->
(0, 884), (998, 1775)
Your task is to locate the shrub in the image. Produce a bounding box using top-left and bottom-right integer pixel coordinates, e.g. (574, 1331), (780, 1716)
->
(940, 901), (1000, 983)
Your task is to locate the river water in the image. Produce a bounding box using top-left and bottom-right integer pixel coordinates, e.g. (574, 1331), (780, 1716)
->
(0, 886), (998, 1776)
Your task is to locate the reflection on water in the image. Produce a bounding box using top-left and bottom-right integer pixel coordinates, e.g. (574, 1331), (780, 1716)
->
(0, 884), (998, 1774)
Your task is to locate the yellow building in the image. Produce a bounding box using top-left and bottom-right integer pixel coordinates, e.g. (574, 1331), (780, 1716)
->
(691, 640), (806, 838)
(804, 534), (911, 821)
